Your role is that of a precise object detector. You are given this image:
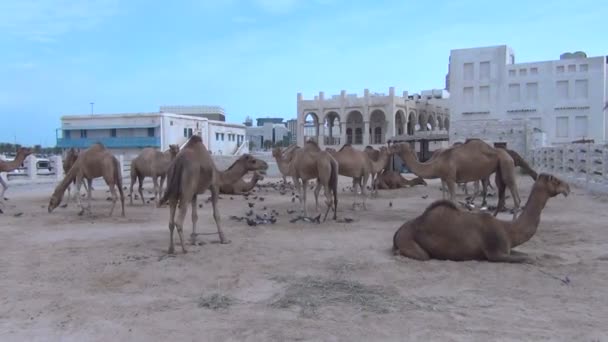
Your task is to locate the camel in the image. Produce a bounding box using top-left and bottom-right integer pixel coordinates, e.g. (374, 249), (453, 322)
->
(129, 144), (179, 206)
(48, 143), (125, 217)
(274, 144), (299, 184)
(220, 171), (265, 195)
(159, 136), (269, 254)
(390, 139), (521, 218)
(283, 140), (338, 220)
(325, 144), (371, 209)
(374, 170), (427, 189)
(363, 146), (391, 194)
(0, 147), (33, 206)
(62, 148), (90, 205)
(392, 173), (570, 262)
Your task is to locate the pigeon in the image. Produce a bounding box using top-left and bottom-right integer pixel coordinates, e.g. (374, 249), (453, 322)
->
(246, 209), (254, 216)
(259, 197), (265, 202)
(13, 212), (23, 217)
(60, 204), (68, 208)
(230, 197), (234, 200)
(287, 209), (296, 214)
(389, 201), (393, 207)
(421, 195), (428, 199)
(248, 202), (255, 208)
(230, 215), (245, 222)
(246, 218), (257, 226)
(199, 204), (203, 208)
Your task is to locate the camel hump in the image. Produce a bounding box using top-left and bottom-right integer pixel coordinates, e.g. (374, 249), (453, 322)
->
(423, 200), (459, 214)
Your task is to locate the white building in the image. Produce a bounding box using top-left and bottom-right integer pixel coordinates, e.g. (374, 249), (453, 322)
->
(246, 123), (290, 150)
(448, 45), (608, 152)
(296, 87), (450, 148)
(57, 112), (247, 158)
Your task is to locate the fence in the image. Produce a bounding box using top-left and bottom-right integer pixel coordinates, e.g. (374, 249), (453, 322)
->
(530, 143), (608, 194)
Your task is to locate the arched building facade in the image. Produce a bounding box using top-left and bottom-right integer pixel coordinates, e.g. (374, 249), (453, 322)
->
(297, 87), (450, 148)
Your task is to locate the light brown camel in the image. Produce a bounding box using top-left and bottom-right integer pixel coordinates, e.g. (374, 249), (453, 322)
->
(0, 147), (33, 206)
(62, 148), (90, 205)
(129, 144), (179, 206)
(274, 144), (298, 183)
(220, 171), (265, 195)
(390, 139), (521, 218)
(325, 144), (371, 209)
(283, 140), (338, 220)
(364, 146), (391, 194)
(159, 136), (269, 254)
(392, 173), (570, 262)
(48, 143), (125, 217)
(374, 170), (427, 189)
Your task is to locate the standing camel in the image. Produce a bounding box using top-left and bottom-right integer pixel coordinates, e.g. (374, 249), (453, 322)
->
(273, 144), (298, 184)
(392, 174), (570, 262)
(62, 148), (90, 205)
(325, 144), (371, 209)
(364, 146), (391, 194)
(390, 140), (521, 217)
(159, 136), (269, 254)
(129, 144), (179, 206)
(0, 147), (33, 207)
(220, 171), (265, 195)
(48, 143), (125, 217)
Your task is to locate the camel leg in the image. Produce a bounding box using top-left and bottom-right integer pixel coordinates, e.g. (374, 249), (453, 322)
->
(138, 175), (145, 205)
(190, 195), (198, 245)
(210, 185), (229, 244)
(158, 175), (166, 206)
(301, 179), (309, 217)
(446, 180), (457, 203)
(486, 251), (530, 263)
(322, 182), (333, 222)
(351, 177), (360, 209)
(86, 178), (94, 214)
(480, 178), (489, 207)
(360, 174), (369, 210)
(108, 182), (118, 217)
(0, 176), (7, 205)
(167, 199), (177, 254)
(395, 239), (431, 261)
(174, 197), (189, 254)
(494, 173), (507, 217)
(314, 181), (322, 212)
(129, 171), (136, 206)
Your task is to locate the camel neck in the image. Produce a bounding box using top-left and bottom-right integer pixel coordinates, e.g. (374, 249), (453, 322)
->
(398, 148), (438, 179)
(507, 183), (550, 248)
(219, 162), (247, 184)
(52, 162), (81, 197)
(1, 152), (29, 172)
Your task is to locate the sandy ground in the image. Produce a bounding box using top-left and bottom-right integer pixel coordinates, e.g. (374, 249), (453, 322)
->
(1, 174), (607, 342)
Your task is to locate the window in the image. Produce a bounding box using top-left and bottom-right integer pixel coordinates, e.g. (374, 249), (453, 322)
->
(187, 128), (193, 137)
(556, 80), (569, 98)
(64, 130), (71, 139)
(463, 63), (474, 81)
(579, 64), (588, 72)
(170, 120), (174, 126)
(508, 83), (520, 103)
(556, 65), (565, 74)
(529, 118), (541, 131)
(509, 54), (515, 64)
(221, 133), (225, 141)
(215, 133), (220, 140)
(530, 67), (538, 75)
(479, 86), (490, 105)
(519, 68), (527, 76)
(479, 61), (490, 79)
(568, 64), (576, 73)
(556, 116), (569, 138)
(80, 129), (87, 138)
(508, 69), (516, 77)
(110, 129), (117, 137)
(526, 82), (538, 102)
(463, 87), (474, 104)
(184, 128), (188, 137)
(575, 116), (588, 137)
(575, 79), (588, 99)
(147, 127), (155, 137)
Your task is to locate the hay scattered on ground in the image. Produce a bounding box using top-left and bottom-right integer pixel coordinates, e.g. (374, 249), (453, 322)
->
(198, 293), (235, 311)
(270, 276), (402, 317)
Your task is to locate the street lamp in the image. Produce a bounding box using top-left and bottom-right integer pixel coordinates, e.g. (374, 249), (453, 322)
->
(90, 102), (94, 115)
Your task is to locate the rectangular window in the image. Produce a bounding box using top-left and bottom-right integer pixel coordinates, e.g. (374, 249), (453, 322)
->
(575, 79), (588, 99)
(184, 128), (188, 137)
(147, 128), (155, 137)
(575, 116), (588, 137)
(568, 64), (576, 72)
(529, 118), (541, 131)
(170, 120), (174, 126)
(508, 83), (520, 103)
(479, 61), (490, 79)
(526, 82), (538, 102)
(479, 86), (490, 105)
(64, 130), (71, 139)
(519, 68), (527, 76)
(508, 69), (516, 77)
(579, 64), (588, 72)
(556, 65), (565, 74)
(187, 128), (193, 137)
(463, 87), (474, 104)
(463, 63), (474, 81)
(215, 133), (220, 140)
(80, 130), (87, 138)
(110, 129), (117, 137)
(556, 80), (569, 98)
(530, 67), (538, 75)
(556, 116), (569, 138)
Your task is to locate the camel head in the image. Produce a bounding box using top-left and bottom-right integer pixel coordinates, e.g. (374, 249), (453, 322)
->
(389, 143), (412, 156)
(168, 144), (180, 159)
(536, 173), (570, 198)
(239, 154), (269, 175)
(48, 192), (64, 213)
(271, 147), (282, 159)
(325, 147), (337, 153)
(17, 147), (33, 158)
(252, 171), (265, 181)
(378, 146), (390, 156)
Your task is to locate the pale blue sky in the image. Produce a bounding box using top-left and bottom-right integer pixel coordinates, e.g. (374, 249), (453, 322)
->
(1, 0), (606, 146)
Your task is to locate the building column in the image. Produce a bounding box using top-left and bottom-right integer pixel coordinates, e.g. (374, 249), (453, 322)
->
(297, 123), (304, 146)
(53, 156), (63, 180)
(340, 122), (347, 146)
(364, 121), (370, 145)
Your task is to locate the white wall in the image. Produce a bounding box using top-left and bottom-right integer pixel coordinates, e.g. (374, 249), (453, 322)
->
(208, 122), (246, 155)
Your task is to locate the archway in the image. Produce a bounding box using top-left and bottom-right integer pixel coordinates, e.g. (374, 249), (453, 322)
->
(346, 110), (364, 145)
(429, 112), (437, 131)
(437, 115), (444, 130)
(370, 109), (386, 144)
(418, 111), (428, 131)
(407, 111), (416, 135)
(303, 112), (319, 143)
(444, 117), (450, 131)
(323, 111), (341, 145)
(395, 110), (406, 136)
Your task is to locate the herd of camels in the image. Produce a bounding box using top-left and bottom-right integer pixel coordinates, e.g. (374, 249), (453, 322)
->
(1, 135), (570, 263)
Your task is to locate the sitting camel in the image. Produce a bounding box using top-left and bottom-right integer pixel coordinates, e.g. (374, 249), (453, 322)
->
(48, 143), (125, 217)
(374, 170), (427, 190)
(0, 147), (33, 207)
(392, 174), (570, 262)
(129, 144), (179, 206)
(159, 136), (269, 254)
(325, 144), (371, 209)
(62, 148), (90, 205)
(220, 171), (265, 195)
(391, 140), (521, 218)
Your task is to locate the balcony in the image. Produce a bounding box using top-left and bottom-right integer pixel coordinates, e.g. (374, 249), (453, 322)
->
(56, 137), (161, 149)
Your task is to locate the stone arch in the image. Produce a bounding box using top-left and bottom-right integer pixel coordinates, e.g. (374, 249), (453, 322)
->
(346, 110), (364, 145)
(429, 112), (437, 131)
(323, 111), (341, 145)
(418, 111), (429, 131)
(395, 110), (406, 136)
(437, 114), (444, 130)
(444, 117), (450, 131)
(303, 112), (319, 143)
(407, 111), (416, 135)
(370, 109), (386, 144)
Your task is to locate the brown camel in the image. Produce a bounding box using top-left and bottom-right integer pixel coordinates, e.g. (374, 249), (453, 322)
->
(129, 144), (179, 206)
(220, 171), (265, 195)
(374, 170), (427, 189)
(273, 144), (299, 183)
(48, 143), (125, 217)
(62, 148), (90, 205)
(159, 136), (269, 254)
(390, 139), (521, 218)
(283, 140), (338, 220)
(364, 146), (391, 194)
(325, 144), (371, 209)
(392, 174), (570, 262)
(0, 147), (33, 206)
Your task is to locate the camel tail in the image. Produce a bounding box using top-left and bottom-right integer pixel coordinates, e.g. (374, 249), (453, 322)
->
(113, 157), (125, 212)
(329, 157), (339, 219)
(159, 158), (182, 205)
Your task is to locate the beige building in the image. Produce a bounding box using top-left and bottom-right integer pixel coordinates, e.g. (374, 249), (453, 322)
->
(296, 87), (450, 148)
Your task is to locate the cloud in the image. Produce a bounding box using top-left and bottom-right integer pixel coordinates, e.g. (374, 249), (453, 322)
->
(0, 0), (119, 42)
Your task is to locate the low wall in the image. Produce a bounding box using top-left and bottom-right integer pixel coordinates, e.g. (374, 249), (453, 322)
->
(530, 144), (608, 194)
